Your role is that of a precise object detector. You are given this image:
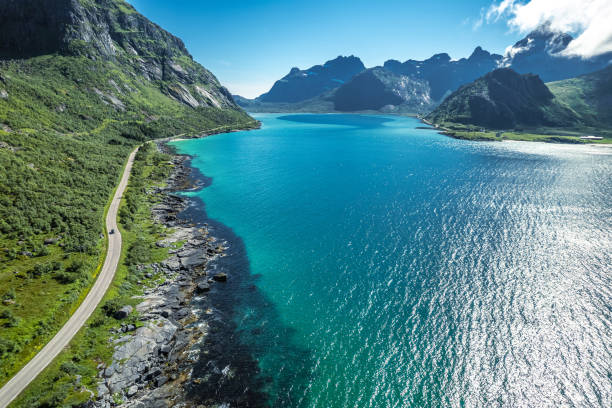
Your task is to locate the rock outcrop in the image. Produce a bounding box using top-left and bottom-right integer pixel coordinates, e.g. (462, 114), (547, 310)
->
(94, 152), (234, 408)
(0, 0), (238, 110)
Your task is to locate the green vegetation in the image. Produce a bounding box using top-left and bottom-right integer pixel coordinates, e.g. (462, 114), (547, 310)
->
(0, 0), (257, 391)
(426, 67), (612, 142)
(426, 68), (578, 130)
(0, 55), (253, 386)
(435, 122), (612, 144)
(548, 66), (612, 127)
(9, 142), (182, 407)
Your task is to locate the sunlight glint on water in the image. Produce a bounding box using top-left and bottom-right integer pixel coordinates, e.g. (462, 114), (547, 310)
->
(172, 114), (612, 407)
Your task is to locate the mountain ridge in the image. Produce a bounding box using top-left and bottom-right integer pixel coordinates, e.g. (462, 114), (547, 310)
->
(257, 55), (365, 103)
(425, 66), (612, 134)
(0, 0), (240, 111)
(236, 26), (611, 115)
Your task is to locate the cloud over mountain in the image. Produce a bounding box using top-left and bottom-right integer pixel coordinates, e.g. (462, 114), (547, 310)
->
(487, 0), (612, 58)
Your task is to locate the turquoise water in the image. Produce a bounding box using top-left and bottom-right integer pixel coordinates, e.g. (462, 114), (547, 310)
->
(171, 114), (612, 407)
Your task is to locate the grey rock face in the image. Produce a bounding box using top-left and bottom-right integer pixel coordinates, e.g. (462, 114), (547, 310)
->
(0, 0), (239, 110)
(94, 153), (232, 408)
(127, 385), (138, 398)
(101, 318), (177, 394)
(196, 282), (210, 293)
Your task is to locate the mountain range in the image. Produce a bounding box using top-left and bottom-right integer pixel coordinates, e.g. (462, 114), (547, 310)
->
(236, 27), (612, 116)
(258, 55), (365, 103)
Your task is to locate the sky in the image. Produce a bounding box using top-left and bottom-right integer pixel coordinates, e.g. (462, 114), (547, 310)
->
(126, 0), (610, 98)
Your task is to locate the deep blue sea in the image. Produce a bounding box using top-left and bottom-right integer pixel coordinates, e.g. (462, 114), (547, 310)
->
(171, 114), (612, 407)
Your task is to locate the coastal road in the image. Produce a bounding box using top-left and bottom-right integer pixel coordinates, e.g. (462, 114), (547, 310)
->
(0, 147), (139, 407)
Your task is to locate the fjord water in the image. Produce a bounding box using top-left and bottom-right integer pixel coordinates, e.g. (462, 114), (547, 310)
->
(171, 114), (612, 407)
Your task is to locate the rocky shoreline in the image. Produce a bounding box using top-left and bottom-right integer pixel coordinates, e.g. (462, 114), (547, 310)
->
(94, 143), (233, 408)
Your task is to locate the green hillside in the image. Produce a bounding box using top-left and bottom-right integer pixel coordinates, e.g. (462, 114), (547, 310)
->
(548, 66), (612, 126)
(426, 67), (612, 142)
(0, 0), (256, 388)
(426, 68), (577, 129)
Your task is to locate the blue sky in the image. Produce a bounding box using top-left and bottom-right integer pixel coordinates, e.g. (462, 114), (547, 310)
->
(128, 0), (524, 98)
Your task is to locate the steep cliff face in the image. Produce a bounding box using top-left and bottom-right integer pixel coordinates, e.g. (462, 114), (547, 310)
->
(384, 47), (503, 102)
(0, 0), (238, 110)
(332, 68), (432, 112)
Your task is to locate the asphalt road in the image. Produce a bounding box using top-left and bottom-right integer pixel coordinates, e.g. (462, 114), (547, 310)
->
(0, 147), (139, 407)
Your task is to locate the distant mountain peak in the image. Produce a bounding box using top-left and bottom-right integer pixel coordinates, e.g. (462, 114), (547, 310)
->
(324, 55), (362, 66)
(426, 53), (451, 63)
(469, 46), (491, 61)
(257, 55), (365, 103)
(502, 26), (611, 82)
(504, 25), (573, 62)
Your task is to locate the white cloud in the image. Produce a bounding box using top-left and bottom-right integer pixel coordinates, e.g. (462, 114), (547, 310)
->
(485, 0), (612, 58)
(472, 8), (486, 31)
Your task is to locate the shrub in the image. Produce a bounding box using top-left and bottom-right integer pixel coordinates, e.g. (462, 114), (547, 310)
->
(125, 239), (151, 266)
(101, 298), (122, 317)
(29, 263), (54, 278)
(59, 361), (80, 375)
(1, 309), (20, 327)
(0, 337), (17, 358)
(89, 315), (106, 328)
(3, 288), (16, 301)
(54, 260), (85, 284)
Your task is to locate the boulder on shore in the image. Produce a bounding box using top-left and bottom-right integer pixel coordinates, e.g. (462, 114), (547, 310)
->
(196, 282), (210, 293)
(213, 273), (227, 282)
(114, 305), (133, 320)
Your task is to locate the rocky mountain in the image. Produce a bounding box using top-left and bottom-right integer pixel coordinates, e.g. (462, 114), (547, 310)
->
(331, 68), (432, 112)
(238, 47), (503, 113)
(426, 68), (578, 129)
(383, 47), (503, 101)
(0, 0), (250, 120)
(257, 55), (365, 103)
(238, 26), (612, 115)
(501, 26), (612, 82)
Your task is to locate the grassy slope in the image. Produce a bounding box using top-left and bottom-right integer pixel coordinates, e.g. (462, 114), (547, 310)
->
(0, 53), (256, 388)
(440, 128), (612, 144)
(10, 143), (182, 407)
(548, 66), (612, 126)
(428, 67), (612, 143)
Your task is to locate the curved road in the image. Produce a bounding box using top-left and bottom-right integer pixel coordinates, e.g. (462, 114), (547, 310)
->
(0, 147), (139, 407)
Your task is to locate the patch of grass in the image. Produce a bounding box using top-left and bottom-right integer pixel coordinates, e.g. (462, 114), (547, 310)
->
(436, 122), (612, 144)
(0, 51), (257, 387)
(9, 142), (180, 407)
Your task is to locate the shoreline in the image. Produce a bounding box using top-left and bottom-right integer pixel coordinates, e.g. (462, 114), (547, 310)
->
(94, 150), (227, 407)
(93, 124), (267, 408)
(416, 117), (611, 145)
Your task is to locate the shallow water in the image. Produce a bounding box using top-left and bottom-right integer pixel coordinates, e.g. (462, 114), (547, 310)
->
(171, 114), (612, 407)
